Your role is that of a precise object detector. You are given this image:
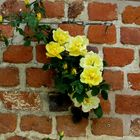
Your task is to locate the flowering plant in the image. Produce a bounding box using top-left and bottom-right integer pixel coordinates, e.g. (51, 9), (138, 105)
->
(44, 28), (109, 120)
(0, 0), (109, 122)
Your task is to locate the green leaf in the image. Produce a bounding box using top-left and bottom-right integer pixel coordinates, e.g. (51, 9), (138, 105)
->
(24, 40), (31, 46)
(91, 86), (100, 96)
(16, 28), (24, 35)
(94, 105), (103, 118)
(42, 64), (51, 70)
(73, 92), (84, 103)
(100, 84), (110, 90)
(101, 90), (108, 100)
(3, 37), (9, 46)
(71, 81), (84, 94)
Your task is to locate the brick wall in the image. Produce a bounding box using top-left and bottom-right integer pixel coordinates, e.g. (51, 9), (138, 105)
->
(0, 0), (140, 139)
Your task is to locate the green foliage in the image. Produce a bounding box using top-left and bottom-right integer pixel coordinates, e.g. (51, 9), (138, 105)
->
(94, 105), (103, 118)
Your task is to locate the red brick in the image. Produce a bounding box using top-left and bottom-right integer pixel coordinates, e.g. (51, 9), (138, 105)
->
(0, 67), (19, 87)
(103, 47), (134, 67)
(0, 113), (16, 134)
(59, 24), (84, 37)
(3, 45), (33, 63)
(20, 115), (52, 134)
(122, 6), (140, 25)
(92, 118), (123, 136)
(0, 92), (41, 111)
(121, 27), (140, 45)
(1, 0), (27, 16)
(44, 1), (64, 18)
(103, 70), (124, 90)
(26, 68), (54, 88)
(116, 95), (140, 114)
(56, 116), (88, 136)
(36, 45), (50, 63)
(68, 0), (84, 18)
(7, 136), (28, 140)
(88, 25), (116, 44)
(128, 73), (140, 90)
(130, 118), (140, 136)
(0, 25), (13, 38)
(88, 2), (117, 21)
(100, 97), (111, 114)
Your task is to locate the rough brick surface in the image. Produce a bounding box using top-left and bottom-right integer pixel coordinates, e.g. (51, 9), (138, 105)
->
(103, 70), (124, 90)
(122, 6), (140, 25)
(92, 118), (123, 136)
(0, 67), (19, 87)
(20, 115), (52, 134)
(59, 24), (84, 36)
(56, 116), (88, 136)
(116, 95), (140, 114)
(130, 118), (140, 136)
(7, 136), (28, 140)
(103, 47), (134, 67)
(128, 73), (140, 90)
(36, 45), (50, 63)
(3, 45), (33, 63)
(88, 25), (116, 44)
(121, 27), (140, 45)
(44, 1), (64, 18)
(0, 92), (41, 111)
(0, 25), (13, 38)
(0, 113), (16, 134)
(88, 2), (117, 21)
(26, 68), (54, 88)
(1, 0), (27, 16)
(68, 0), (84, 18)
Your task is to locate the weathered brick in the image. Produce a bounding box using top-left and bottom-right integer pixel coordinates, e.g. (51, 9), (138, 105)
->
(92, 118), (123, 136)
(1, 0), (27, 16)
(130, 118), (140, 136)
(128, 73), (140, 90)
(44, 1), (64, 18)
(0, 25), (13, 38)
(20, 115), (52, 134)
(116, 95), (140, 114)
(103, 47), (134, 67)
(0, 113), (16, 134)
(121, 27), (140, 45)
(87, 46), (98, 53)
(36, 45), (50, 63)
(0, 67), (19, 87)
(56, 116), (88, 136)
(103, 70), (124, 90)
(26, 68), (54, 88)
(68, 0), (84, 18)
(59, 24), (84, 36)
(122, 6), (140, 24)
(88, 2), (117, 21)
(3, 45), (33, 63)
(0, 92), (41, 111)
(7, 136), (28, 140)
(88, 25), (116, 44)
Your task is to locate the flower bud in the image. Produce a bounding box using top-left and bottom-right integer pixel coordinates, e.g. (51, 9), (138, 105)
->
(0, 15), (3, 22)
(24, 0), (30, 5)
(37, 13), (42, 21)
(63, 63), (68, 69)
(71, 68), (77, 75)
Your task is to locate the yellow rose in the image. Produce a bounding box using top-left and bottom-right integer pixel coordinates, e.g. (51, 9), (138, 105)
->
(0, 15), (3, 22)
(81, 90), (100, 112)
(37, 13), (42, 21)
(66, 36), (89, 56)
(24, 0), (30, 5)
(46, 42), (65, 59)
(80, 51), (103, 71)
(80, 67), (103, 86)
(53, 28), (70, 45)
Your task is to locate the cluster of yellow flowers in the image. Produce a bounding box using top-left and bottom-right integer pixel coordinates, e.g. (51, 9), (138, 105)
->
(46, 28), (104, 112)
